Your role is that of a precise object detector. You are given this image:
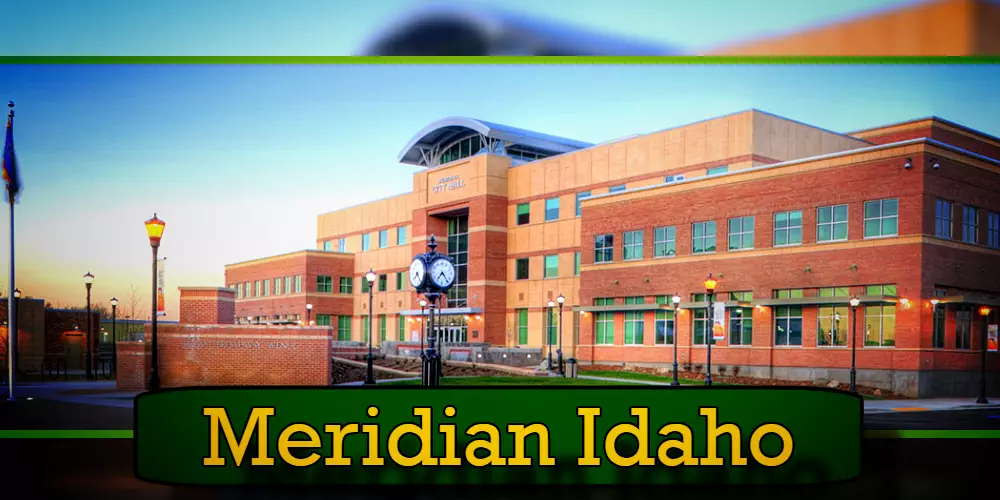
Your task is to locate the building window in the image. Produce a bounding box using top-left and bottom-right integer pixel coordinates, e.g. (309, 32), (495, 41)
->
(773, 288), (803, 299)
(516, 258), (529, 280)
(932, 305), (945, 348)
(544, 255), (559, 278)
(397, 226), (407, 246)
(337, 238), (346, 252)
(955, 306), (972, 349)
(594, 234), (614, 263)
(253, 281), (261, 297)
(316, 314), (332, 326)
(665, 174), (685, 183)
(609, 185), (626, 193)
(244, 282), (250, 297)
(817, 306), (848, 346)
(935, 199), (953, 239)
(729, 307), (752, 346)
(988, 212), (1000, 249)
(317, 275), (332, 293)
(378, 274), (387, 292)
(323, 240), (332, 251)
(817, 204), (848, 242)
(707, 166), (728, 176)
(339, 277), (353, 294)
(236, 283), (243, 299)
(623, 230), (643, 261)
(378, 230), (388, 249)
(545, 197), (560, 221)
(263, 279), (271, 297)
(284, 277), (291, 295)
(962, 205), (979, 243)
(653, 226), (676, 257)
(624, 308), (644, 345)
(379, 315), (387, 342)
(396, 272), (404, 291)
(517, 203), (530, 225)
(864, 305), (896, 347)
(865, 284), (897, 297)
(655, 296), (675, 345)
(361, 278), (369, 294)
(337, 316), (351, 341)
(728, 216), (754, 251)
(864, 198), (899, 238)
(574, 252), (581, 276)
(596, 310), (614, 345)
(517, 309), (529, 345)
(362, 316), (370, 343)
(774, 306), (803, 346)
(773, 210), (802, 246)
(398, 315), (405, 341)
(362, 233), (371, 251)
(274, 278), (282, 295)
(576, 191), (591, 217)
(545, 307), (557, 345)
(447, 216), (469, 308)
(693, 308), (711, 346)
(692, 221), (717, 254)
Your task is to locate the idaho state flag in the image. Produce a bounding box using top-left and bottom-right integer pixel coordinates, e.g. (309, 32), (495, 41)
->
(2, 107), (21, 202)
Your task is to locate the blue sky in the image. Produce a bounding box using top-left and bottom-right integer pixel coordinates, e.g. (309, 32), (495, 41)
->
(2, 63), (998, 317)
(1, 0), (924, 55)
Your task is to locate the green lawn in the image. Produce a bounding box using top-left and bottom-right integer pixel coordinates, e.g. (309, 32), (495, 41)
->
(580, 370), (708, 385)
(380, 376), (630, 386)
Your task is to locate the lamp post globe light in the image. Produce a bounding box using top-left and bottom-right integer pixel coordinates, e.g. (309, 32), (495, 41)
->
(704, 273), (718, 386)
(110, 296), (119, 377)
(419, 298), (427, 357)
(306, 303), (313, 326)
(556, 293), (565, 376)
(12, 288), (19, 299)
(364, 268), (377, 385)
(144, 213), (165, 391)
(83, 272), (95, 380)
(546, 299), (555, 371)
(977, 305), (991, 404)
(671, 293), (682, 386)
(849, 296), (861, 392)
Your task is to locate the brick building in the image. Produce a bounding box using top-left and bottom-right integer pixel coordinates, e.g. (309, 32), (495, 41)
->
(224, 109), (1000, 396)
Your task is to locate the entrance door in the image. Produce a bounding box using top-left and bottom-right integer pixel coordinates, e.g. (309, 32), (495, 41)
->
(64, 332), (85, 371)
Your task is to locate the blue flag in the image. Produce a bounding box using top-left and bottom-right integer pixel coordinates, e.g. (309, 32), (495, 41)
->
(2, 105), (21, 203)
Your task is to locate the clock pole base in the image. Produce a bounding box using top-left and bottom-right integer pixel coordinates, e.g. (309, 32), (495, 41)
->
(422, 355), (441, 387)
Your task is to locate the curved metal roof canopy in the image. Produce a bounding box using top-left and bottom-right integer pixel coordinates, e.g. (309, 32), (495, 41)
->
(398, 117), (593, 167)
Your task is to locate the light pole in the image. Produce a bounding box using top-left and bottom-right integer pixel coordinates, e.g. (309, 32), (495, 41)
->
(556, 293), (565, 376)
(849, 297), (860, 392)
(671, 293), (681, 386)
(704, 273), (717, 386)
(419, 298), (427, 357)
(306, 303), (313, 326)
(977, 306), (991, 404)
(364, 268), (377, 385)
(144, 214), (165, 391)
(83, 272), (94, 380)
(110, 296), (118, 377)
(546, 299), (555, 371)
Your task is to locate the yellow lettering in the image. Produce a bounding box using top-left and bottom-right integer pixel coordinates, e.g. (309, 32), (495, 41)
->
(387, 407), (438, 466)
(465, 424), (506, 466)
(439, 406), (461, 466)
(656, 423), (699, 466)
(203, 407), (275, 466)
(577, 407), (601, 466)
(701, 407), (747, 466)
(507, 424), (555, 466)
(750, 424), (794, 467)
(323, 423), (358, 466)
(277, 423), (321, 467)
(604, 407), (655, 467)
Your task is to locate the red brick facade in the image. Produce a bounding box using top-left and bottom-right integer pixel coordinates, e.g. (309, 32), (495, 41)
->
(178, 287), (235, 325)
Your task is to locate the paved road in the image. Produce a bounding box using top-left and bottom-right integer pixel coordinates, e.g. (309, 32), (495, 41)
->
(865, 407), (1000, 430)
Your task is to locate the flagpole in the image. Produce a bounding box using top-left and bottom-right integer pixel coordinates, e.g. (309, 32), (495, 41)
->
(5, 101), (15, 400)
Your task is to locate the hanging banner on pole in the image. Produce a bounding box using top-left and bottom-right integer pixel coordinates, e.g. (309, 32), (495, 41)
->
(156, 258), (166, 317)
(713, 301), (727, 340)
(988, 325), (998, 352)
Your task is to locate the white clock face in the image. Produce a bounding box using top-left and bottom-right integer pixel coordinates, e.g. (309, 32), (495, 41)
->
(430, 258), (456, 289)
(409, 259), (426, 288)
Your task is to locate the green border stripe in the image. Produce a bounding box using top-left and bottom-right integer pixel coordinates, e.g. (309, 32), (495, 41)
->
(0, 430), (133, 439)
(0, 56), (999, 65)
(0, 429), (997, 439)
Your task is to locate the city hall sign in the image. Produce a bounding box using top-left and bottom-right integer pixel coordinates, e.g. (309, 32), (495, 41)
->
(432, 175), (466, 193)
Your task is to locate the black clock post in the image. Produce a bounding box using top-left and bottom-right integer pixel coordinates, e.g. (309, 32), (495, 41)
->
(410, 235), (456, 387)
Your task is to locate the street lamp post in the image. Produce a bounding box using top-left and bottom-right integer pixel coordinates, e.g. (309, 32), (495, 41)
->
(849, 297), (860, 392)
(364, 268), (377, 385)
(110, 297), (118, 377)
(977, 306), (991, 404)
(704, 274), (718, 386)
(419, 298), (427, 358)
(546, 299), (555, 371)
(671, 293), (681, 386)
(144, 214), (165, 391)
(556, 294), (565, 376)
(306, 303), (313, 326)
(83, 272), (94, 380)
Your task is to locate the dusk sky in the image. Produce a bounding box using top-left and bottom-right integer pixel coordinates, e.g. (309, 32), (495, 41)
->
(1, 0), (997, 320)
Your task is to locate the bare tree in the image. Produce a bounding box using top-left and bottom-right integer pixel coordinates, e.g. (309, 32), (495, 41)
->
(126, 284), (142, 324)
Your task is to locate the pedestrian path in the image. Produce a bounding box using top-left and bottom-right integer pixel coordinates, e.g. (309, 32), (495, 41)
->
(863, 398), (1000, 413)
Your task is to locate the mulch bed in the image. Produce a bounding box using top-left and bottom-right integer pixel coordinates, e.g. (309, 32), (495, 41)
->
(580, 364), (907, 399)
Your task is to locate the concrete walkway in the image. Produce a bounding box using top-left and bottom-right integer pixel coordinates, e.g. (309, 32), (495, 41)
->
(862, 398), (1000, 413)
(10, 380), (137, 408)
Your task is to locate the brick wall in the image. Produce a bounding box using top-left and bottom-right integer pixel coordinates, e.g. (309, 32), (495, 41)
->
(116, 324), (333, 389)
(116, 341), (148, 390)
(0, 298), (46, 372)
(179, 287), (236, 325)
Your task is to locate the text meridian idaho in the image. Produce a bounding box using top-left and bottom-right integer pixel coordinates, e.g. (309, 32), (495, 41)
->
(202, 406), (794, 468)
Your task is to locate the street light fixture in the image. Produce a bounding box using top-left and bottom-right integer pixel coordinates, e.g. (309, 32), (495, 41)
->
(977, 306), (991, 404)
(556, 293), (565, 376)
(364, 268), (377, 385)
(704, 273), (717, 386)
(144, 213), (165, 391)
(306, 303), (313, 326)
(849, 296), (861, 392)
(110, 296), (119, 377)
(12, 288), (20, 299)
(83, 272), (94, 380)
(546, 299), (555, 371)
(671, 293), (682, 386)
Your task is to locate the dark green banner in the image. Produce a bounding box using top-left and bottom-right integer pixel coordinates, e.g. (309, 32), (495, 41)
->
(135, 387), (861, 485)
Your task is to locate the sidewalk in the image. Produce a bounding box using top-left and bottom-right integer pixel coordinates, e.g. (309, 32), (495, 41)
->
(862, 398), (1000, 413)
